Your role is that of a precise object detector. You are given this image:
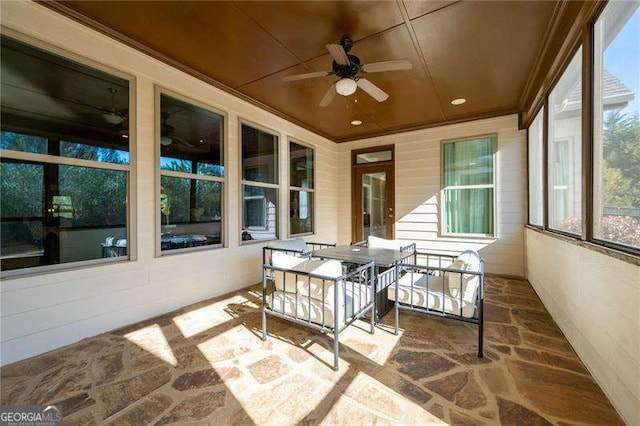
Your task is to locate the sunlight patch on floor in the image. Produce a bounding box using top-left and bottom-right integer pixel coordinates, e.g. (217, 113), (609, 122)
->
(196, 324), (266, 366)
(172, 295), (248, 338)
(338, 371), (449, 425)
(124, 323), (177, 366)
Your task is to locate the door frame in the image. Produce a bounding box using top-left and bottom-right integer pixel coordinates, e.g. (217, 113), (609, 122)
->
(351, 145), (395, 243)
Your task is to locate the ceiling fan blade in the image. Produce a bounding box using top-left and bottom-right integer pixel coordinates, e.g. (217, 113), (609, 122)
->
(174, 136), (201, 149)
(319, 84), (337, 107)
(325, 44), (350, 65)
(361, 59), (413, 73)
(357, 78), (389, 102)
(283, 71), (331, 82)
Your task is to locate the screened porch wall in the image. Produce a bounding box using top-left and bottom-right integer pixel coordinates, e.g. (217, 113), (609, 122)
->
(337, 115), (527, 277)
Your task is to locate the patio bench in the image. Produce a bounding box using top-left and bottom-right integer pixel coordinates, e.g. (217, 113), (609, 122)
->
(262, 251), (375, 370)
(388, 249), (485, 357)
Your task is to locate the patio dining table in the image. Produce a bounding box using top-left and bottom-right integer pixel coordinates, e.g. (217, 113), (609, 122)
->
(312, 245), (413, 322)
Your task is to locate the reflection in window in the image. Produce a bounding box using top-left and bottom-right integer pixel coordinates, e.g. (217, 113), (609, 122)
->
(548, 48), (582, 235)
(528, 108), (544, 226)
(160, 177), (222, 251)
(160, 94), (224, 177)
(60, 141), (130, 164)
(593, 2), (640, 250)
(290, 191), (313, 235)
(242, 185), (277, 241)
(158, 94), (224, 252)
(241, 124), (278, 184)
(0, 36), (130, 272)
(1, 132), (48, 154)
(442, 136), (495, 236)
(289, 141), (314, 235)
(241, 123), (278, 242)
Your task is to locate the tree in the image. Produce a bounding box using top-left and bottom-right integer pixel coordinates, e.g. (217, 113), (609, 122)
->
(602, 111), (640, 208)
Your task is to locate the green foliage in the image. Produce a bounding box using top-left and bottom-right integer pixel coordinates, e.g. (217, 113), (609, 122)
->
(1, 132), (127, 226)
(160, 159), (222, 226)
(602, 111), (640, 208)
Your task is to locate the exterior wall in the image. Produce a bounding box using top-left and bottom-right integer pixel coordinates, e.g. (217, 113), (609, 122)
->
(525, 228), (639, 425)
(0, 2), (338, 365)
(337, 115), (527, 277)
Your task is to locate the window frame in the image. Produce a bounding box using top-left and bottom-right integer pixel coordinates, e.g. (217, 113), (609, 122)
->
(546, 45), (584, 238)
(527, 105), (545, 229)
(288, 138), (315, 237)
(523, 0), (640, 260)
(154, 86), (228, 257)
(439, 133), (498, 239)
(589, 2), (640, 256)
(238, 118), (281, 245)
(0, 30), (137, 279)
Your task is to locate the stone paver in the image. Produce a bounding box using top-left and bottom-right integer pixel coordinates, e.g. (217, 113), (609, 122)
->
(0, 277), (624, 425)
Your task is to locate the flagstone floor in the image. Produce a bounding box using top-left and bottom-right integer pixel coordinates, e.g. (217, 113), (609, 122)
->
(1, 277), (624, 425)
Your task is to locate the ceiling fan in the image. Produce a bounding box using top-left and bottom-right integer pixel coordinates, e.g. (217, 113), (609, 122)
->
(72, 87), (128, 125)
(160, 111), (204, 149)
(100, 88), (128, 125)
(283, 37), (413, 107)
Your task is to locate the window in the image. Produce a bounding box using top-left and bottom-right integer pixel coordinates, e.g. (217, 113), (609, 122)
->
(442, 135), (496, 236)
(355, 150), (392, 164)
(593, 2), (640, 251)
(289, 141), (314, 236)
(158, 93), (224, 253)
(548, 47), (583, 235)
(241, 123), (278, 242)
(0, 36), (131, 273)
(528, 107), (545, 227)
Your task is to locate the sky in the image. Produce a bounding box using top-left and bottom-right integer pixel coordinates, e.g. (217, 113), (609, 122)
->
(604, 6), (640, 117)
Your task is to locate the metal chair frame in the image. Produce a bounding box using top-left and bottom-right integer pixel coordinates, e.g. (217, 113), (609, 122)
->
(262, 259), (375, 370)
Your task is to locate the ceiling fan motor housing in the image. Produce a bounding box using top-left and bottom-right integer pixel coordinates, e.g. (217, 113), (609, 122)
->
(333, 54), (361, 79)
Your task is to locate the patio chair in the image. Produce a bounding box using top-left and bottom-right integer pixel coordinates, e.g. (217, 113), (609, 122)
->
(262, 251), (375, 370)
(388, 249), (484, 357)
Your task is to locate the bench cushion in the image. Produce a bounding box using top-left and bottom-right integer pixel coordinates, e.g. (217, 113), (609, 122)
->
(267, 238), (307, 253)
(388, 272), (477, 318)
(367, 236), (407, 250)
(271, 251), (307, 292)
(268, 281), (372, 328)
(446, 250), (481, 304)
(271, 252), (344, 303)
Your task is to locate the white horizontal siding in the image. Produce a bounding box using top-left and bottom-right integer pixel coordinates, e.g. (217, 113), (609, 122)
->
(337, 115), (527, 277)
(526, 229), (640, 425)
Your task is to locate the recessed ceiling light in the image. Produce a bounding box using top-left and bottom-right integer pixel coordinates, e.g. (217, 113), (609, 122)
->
(451, 98), (466, 105)
(351, 120), (363, 126)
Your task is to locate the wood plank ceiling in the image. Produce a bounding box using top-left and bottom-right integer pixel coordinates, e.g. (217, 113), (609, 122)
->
(50, 1), (556, 142)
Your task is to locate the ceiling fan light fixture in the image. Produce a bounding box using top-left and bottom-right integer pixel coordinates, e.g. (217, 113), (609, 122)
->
(160, 136), (173, 146)
(451, 98), (467, 105)
(102, 113), (125, 125)
(336, 78), (357, 96)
